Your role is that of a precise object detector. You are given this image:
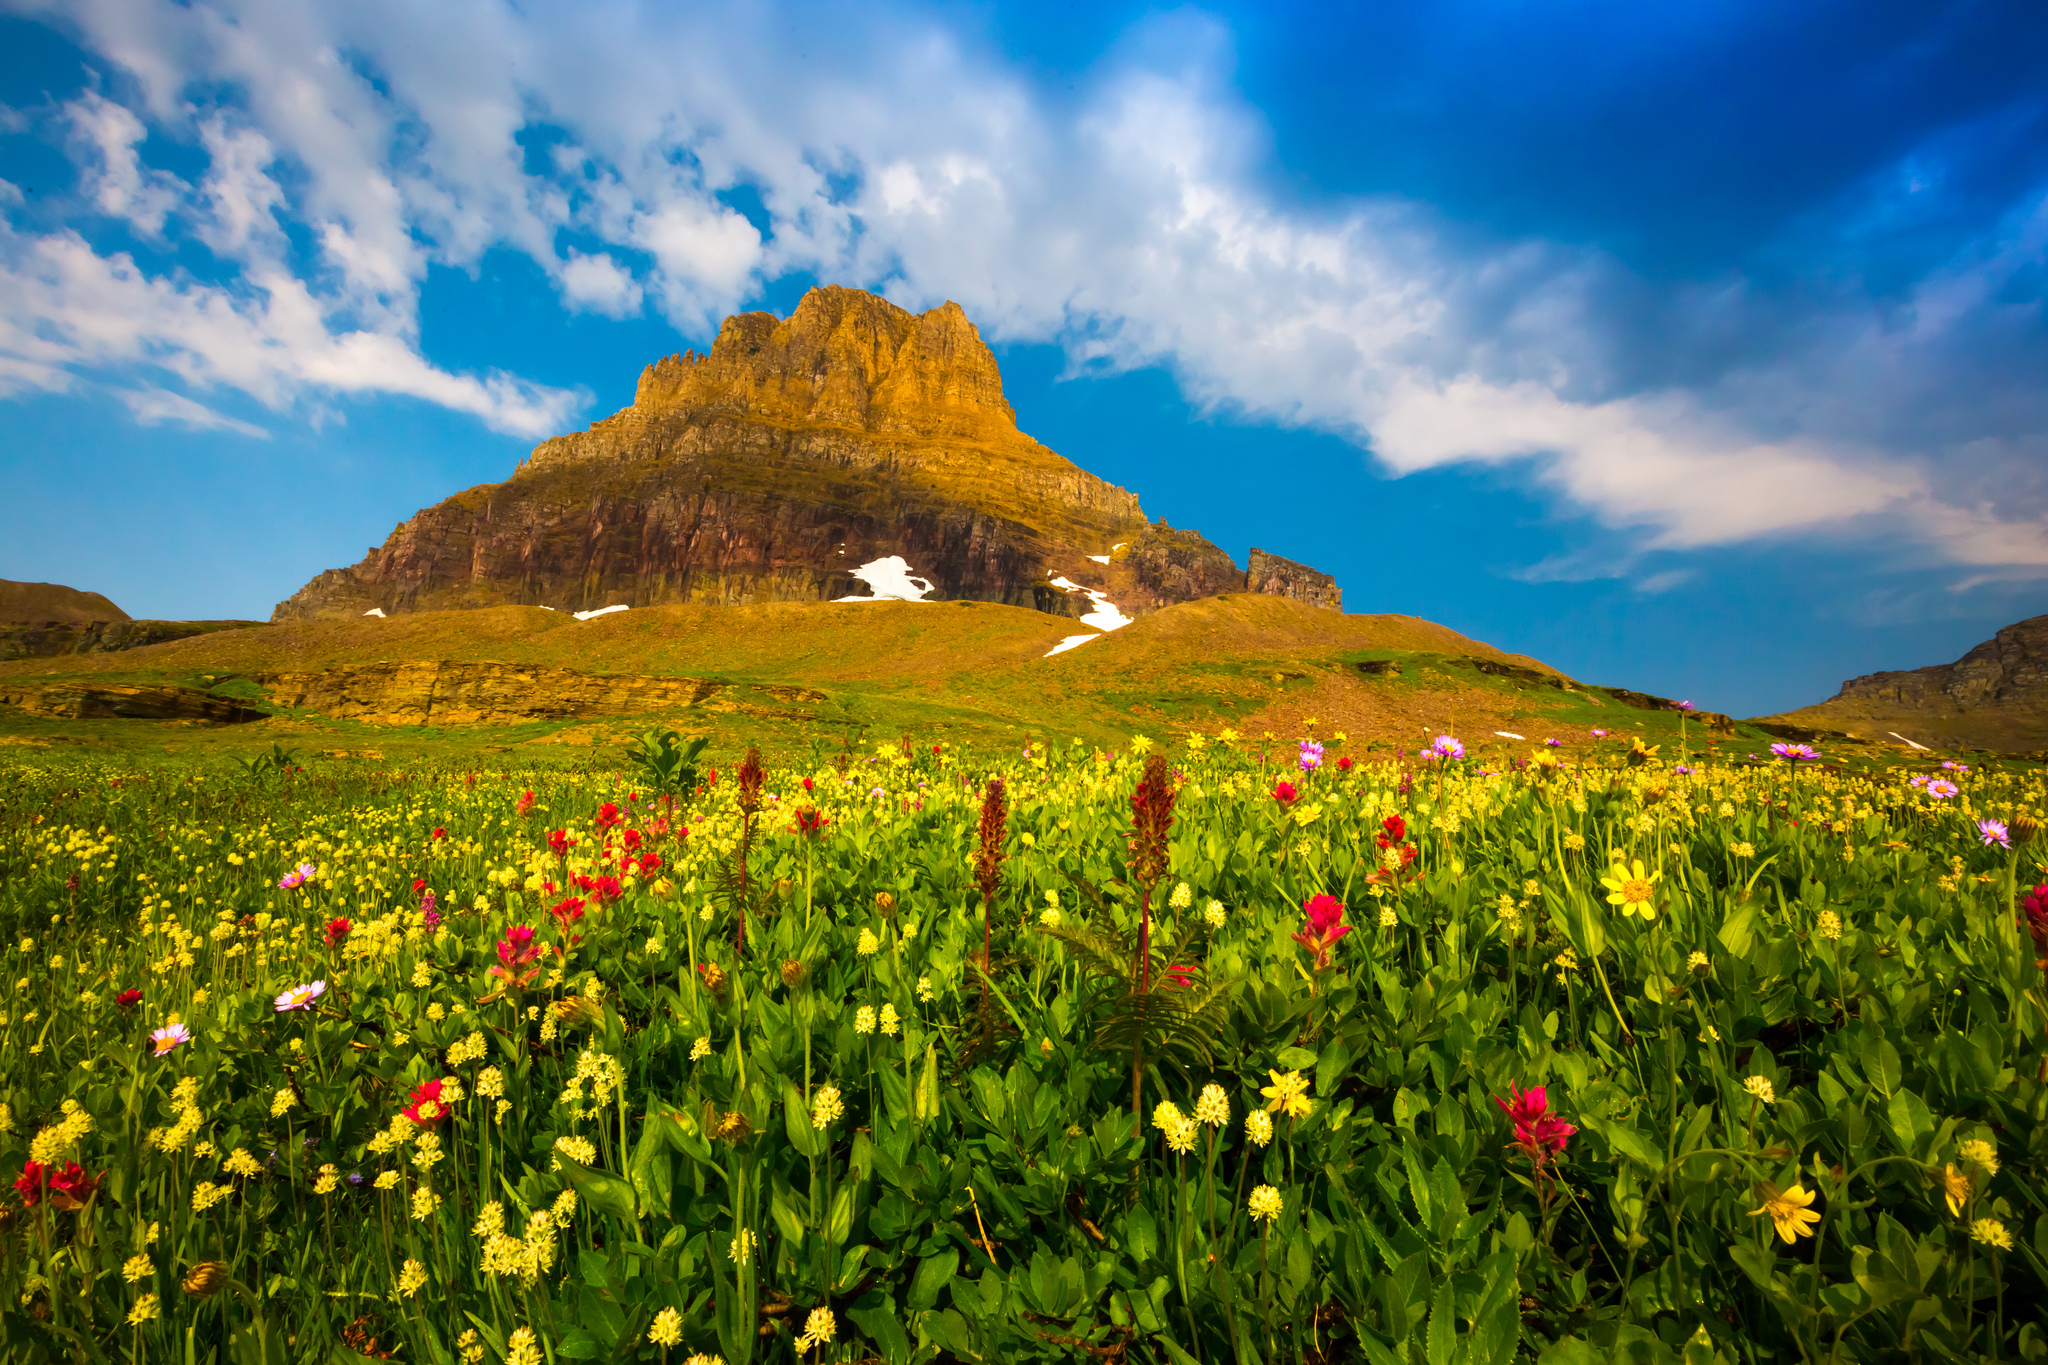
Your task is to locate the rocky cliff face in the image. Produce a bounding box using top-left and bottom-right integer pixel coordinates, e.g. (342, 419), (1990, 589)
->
(273, 286), (1341, 624)
(1765, 614), (2048, 752)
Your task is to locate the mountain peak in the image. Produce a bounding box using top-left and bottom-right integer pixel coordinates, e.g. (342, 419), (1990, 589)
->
(273, 286), (1342, 624)
(625, 285), (1018, 445)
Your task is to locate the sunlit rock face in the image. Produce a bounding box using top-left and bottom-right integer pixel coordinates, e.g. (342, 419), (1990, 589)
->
(272, 286), (1341, 624)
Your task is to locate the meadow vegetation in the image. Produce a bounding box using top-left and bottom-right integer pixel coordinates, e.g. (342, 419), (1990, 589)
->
(1, 727), (2043, 1364)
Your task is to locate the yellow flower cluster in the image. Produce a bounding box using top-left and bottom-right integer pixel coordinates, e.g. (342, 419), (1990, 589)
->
(28, 1099), (94, 1166)
(474, 1200), (567, 1285)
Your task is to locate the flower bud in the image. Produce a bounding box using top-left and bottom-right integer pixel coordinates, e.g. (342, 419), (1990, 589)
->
(874, 892), (896, 916)
(780, 959), (806, 989)
(182, 1262), (228, 1298)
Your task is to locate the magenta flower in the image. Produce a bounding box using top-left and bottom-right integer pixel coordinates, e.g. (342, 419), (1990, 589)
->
(1493, 1084), (1576, 1166)
(1979, 819), (2012, 849)
(274, 980), (326, 1012)
(277, 863), (317, 889)
(1291, 893), (1352, 971)
(1297, 740), (1324, 771)
(150, 1022), (191, 1056)
(1590, 729), (1609, 738)
(1674, 699), (1695, 711)
(1769, 742), (1820, 762)
(1431, 734), (1466, 761)
(1926, 779), (1959, 799)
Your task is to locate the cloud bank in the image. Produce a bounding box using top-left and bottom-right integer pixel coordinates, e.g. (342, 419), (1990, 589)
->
(3, 0), (2046, 572)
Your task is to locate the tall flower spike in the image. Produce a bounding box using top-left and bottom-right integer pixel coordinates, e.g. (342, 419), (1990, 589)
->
(976, 777), (1007, 972)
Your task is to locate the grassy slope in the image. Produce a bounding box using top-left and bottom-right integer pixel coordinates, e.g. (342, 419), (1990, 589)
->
(0, 596), (1872, 763)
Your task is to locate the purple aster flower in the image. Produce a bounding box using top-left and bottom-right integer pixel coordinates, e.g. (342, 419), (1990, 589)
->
(277, 862), (318, 890)
(1298, 740), (1325, 771)
(1673, 765), (1695, 775)
(1769, 742), (1821, 762)
(1926, 779), (1959, 799)
(1978, 819), (2011, 849)
(1591, 729), (1609, 738)
(1674, 699), (1695, 711)
(1545, 738), (1562, 747)
(1431, 735), (1466, 761)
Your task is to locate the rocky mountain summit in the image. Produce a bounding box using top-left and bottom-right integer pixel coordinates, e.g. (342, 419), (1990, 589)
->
(1765, 613), (2048, 753)
(272, 286), (1340, 624)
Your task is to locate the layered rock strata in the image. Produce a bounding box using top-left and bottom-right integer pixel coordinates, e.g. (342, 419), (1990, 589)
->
(273, 286), (1340, 623)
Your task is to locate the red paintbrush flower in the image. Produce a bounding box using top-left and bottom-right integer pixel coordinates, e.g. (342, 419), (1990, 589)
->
(1493, 1084), (1576, 1167)
(114, 988), (142, 1009)
(1290, 894), (1352, 971)
(401, 1079), (451, 1127)
(323, 917), (351, 948)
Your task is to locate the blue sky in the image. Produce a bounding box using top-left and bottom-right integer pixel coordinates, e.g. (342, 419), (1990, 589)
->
(3, 0), (2046, 717)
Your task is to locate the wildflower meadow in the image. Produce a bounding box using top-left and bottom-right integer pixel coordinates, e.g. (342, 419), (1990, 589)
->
(1, 728), (2044, 1364)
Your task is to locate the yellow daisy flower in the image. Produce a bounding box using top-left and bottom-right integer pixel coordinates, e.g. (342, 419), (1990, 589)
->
(1749, 1181), (1821, 1244)
(1599, 858), (1662, 920)
(1260, 1069), (1314, 1120)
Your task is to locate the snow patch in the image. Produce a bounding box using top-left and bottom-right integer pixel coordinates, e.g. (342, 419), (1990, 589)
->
(1889, 732), (1931, 751)
(1493, 731), (1525, 740)
(1048, 576), (1132, 631)
(1045, 633), (1101, 657)
(1086, 554), (1110, 564)
(363, 608), (386, 618)
(575, 604), (629, 620)
(836, 556), (934, 603)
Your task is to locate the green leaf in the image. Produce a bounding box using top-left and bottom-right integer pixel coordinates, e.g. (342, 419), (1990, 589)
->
(908, 1248), (959, 1312)
(1276, 1045), (1319, 1071)
(1425, 1280), (1457, 1365)
(1885, 1088), (1934, 1153)
(1125, 1200), (1160, 1265)
(847, 1299), (915, 1365)
(556, 1155), (639, 1224)
(783, 1079), (820, 1157)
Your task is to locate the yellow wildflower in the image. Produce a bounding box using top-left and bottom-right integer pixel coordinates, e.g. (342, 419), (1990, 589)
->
(1749, 1182), (1821, 1244)
(1599, 858), (1661, 919)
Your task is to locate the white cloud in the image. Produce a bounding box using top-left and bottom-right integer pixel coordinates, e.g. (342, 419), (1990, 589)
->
(1, 0), (2044, 573)
(0, 227), (582, 436)
(557, 249), (643, 317)
(118, 385), (269, 436)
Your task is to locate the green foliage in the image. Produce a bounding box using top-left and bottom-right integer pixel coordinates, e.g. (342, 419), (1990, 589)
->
(0, 738), (2042, 1364)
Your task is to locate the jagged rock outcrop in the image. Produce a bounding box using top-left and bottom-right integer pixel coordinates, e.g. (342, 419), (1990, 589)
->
(1762, 614), (2048, 752)
(0, 619), (261, 662)
(272, 286), (1342, 624)
(1247, 549), (1342, 612)
(0, 579), (131, 626)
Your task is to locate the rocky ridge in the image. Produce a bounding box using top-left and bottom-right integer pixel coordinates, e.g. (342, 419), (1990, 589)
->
(273, 286), (1340, 623)
(1765, 614), (2048, 752)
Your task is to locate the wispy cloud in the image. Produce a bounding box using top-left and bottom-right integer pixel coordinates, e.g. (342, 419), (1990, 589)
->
(2, 0), (2045, 571)
(117, 385), (269, 437)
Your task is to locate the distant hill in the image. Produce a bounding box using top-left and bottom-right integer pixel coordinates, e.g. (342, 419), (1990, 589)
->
(1761, 614), (2048, 753)
(271, 285), (1340, 625)
(0, 579), (130, 626)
